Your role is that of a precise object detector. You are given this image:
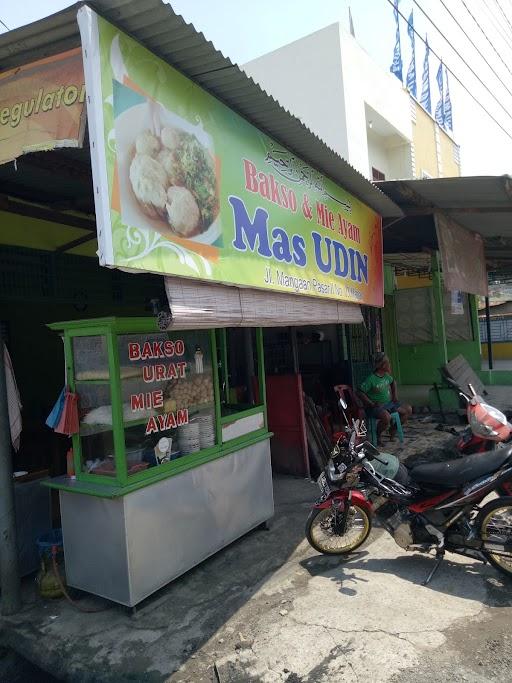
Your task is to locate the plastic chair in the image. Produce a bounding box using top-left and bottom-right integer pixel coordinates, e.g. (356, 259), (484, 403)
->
(368, 411), (404, 446)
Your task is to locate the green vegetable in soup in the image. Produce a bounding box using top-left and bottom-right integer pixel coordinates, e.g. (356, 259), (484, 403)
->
(170, 130), (218, 228)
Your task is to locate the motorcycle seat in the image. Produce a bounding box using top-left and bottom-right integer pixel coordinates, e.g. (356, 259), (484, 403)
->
(409, 445), (512, 488)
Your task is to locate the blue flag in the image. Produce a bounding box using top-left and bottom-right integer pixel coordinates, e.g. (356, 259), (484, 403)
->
(435, 62), (445, 126)
(390, 0), (403, 82)
(406, 10), (416, 97)
(420, 36), (431, 113)
(444, 66), (453, 130)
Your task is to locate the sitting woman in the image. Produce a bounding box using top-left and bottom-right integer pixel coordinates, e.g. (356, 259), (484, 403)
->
(357, 353), (412, 446)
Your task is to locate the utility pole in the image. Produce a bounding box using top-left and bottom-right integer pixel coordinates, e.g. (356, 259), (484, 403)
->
(0, 344), (21, 615)
(485, 296), (494, 371)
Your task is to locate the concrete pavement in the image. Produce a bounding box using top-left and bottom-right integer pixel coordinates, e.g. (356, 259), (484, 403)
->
(1, 421), (512, 682)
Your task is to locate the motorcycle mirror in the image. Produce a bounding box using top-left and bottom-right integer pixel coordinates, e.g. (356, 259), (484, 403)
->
(364, 442), (380, 456)
(339, 397), (348, 410)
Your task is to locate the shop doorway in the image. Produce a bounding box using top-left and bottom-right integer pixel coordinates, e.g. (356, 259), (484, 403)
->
(263, 311), (383, 478)
(264, 323), (355, 478)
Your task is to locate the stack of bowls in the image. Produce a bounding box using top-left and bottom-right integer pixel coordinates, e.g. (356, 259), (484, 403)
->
(177, 421), (200, 455)
(198, 413), (215, 449)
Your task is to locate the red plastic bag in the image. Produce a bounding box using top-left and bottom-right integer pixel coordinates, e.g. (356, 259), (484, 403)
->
(54, 387), (79, 436)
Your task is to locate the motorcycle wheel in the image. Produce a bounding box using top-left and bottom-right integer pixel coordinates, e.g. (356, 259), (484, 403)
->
(477, 497), (512, 579)
(305, 504), (371, 555)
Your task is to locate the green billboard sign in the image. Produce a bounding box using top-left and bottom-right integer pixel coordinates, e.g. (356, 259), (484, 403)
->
(79, 8), (383, 306)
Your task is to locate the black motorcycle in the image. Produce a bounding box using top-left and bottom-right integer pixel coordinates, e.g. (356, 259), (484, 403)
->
(305, 399), (512, 585)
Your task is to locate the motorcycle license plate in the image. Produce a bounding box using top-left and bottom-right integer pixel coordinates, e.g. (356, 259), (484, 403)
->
(317, 472), (331, 498)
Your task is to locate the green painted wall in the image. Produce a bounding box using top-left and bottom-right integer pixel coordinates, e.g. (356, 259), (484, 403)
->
(480, 370), (512, 386)
(397, 339), (480, 384)
(382, 255), (482, 389)
(382, 294), (401, 384)
(394, 343), (442, 385)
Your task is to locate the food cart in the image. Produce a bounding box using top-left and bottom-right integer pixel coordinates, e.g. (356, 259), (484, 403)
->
(46, 318), (270, 606)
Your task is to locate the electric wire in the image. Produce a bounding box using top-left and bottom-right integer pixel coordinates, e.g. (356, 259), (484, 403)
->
(0, 18), (9, 31)
(494, 0), (512, 34)
(482, 0), (512, 53)
(458, 0), (512, 81)
(386, 0), (512, 143)
(438, 0), (512, 100)
(411, 0), (512, 123)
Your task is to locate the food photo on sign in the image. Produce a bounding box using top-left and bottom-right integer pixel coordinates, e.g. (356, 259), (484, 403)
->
(114, 80), (221, 246)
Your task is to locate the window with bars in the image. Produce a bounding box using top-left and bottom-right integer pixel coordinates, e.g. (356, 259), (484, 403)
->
(395, 288), (434, 344)
(0, 246), (163, 309)
(480, 318), (512, 342)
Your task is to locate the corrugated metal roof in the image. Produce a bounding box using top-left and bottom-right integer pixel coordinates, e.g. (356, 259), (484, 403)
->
(0, 0), (401, 218)
(379, 174), (512, 207)
(378, 176), (512, 238)
(378, 175), (512, 268)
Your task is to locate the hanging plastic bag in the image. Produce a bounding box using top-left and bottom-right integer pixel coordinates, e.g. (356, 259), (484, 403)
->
(46, 387), (66, 429)
(55, 387), (80, 436)
(64, 391), (79, 435)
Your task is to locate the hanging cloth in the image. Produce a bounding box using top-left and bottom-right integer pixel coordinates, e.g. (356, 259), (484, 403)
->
(3, 344), (22, 451)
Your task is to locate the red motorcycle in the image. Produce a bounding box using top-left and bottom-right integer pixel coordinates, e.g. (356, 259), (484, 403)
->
(306, 399), (512, 585)
(449, 380), (511, 453)
(451, 383), (512, 496)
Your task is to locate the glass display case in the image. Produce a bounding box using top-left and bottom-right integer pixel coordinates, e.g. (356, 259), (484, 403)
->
(48, 318), (267, 490)
(45, 317), (273, 607)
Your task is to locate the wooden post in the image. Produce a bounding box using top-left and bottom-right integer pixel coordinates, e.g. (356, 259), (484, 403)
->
(0, 345), (21, 615)
(244, 328), (255, 404)
(431, 251), (448, 377)
(290, 327), (299, 374)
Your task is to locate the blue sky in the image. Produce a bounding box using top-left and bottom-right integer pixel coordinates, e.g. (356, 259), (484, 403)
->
(3, 0), (512, 176)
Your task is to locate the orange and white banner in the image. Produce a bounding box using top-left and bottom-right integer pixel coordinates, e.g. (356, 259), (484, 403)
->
(0, 48), (86, 165)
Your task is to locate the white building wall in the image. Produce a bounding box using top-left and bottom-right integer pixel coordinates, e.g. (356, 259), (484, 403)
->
(244, 23), (413, 180)
(338, 25), (412, 178)
(366, 133), (412, 181)
(243, 24), (349, 160)
(366, 130), (389, 176)
(388, 142), (414, 180)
